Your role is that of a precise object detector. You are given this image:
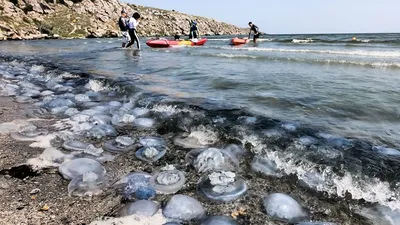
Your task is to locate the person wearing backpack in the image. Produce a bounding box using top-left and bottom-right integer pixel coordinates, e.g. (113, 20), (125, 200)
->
(118, 9), (130, 48)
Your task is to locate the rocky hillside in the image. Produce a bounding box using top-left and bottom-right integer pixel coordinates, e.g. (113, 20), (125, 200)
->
(0, 0), (247, 40)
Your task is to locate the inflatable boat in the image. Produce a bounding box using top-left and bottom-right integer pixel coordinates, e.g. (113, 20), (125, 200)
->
(146, 38), (208, 48)
(230, 38), (250, 45)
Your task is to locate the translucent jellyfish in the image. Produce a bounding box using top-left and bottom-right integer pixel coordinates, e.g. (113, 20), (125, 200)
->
(74, 94), (91, 103)
(62, 140), (103, 156)
(372, 146), (400, 156)
(262, 193), (308, 223)
(200, 216), (239, 225)
(50, 106), (69, 115)
(25, 108), (50, 118)
(136, 146), (167, 163)
(133, 118), (156, 129)
(173, 135), (207, 149)
(281, 122), (299, 132)
(46, 98), (75, 109)
(317, 132), (353, 150)
(223, 144), (246, 157)
(262, 129), (285, 140)
(118, 200), (159, 217)
(111, 114), (136, 127)
(87, 124), (117, 139)
(71, 114), (91, 122)
(251, 156), (282, 177)
(59, 158), (106, 180)
(237, 116), (257, 124)
(65, 108), (79, 116)
(139, 136), (166, 147)
(186, 148), (239, 173)
(197, 171), (247, 203)
(295, 136), (318, 149)
(149, 170), (186, 194)
(108, 101), (122, 108)
(122, 174), (156, 200)
(103, 136), (137, 153)
(89, 115), (112, 126)
(358, 205), (400, 225)
(40, 90), (54, 96)
(68, 172), (106, 197)
(15, 96), (34, 103)
(132, 107), (150, 117)
(10, 129), (48, 141)
(114, 172), (152, 189)
(163, 195), (206, 221)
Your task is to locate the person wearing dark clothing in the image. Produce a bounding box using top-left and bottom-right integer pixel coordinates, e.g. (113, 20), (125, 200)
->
(188, 20), (199, 39)
(118, 9), (130, 48)
(248, 22), (260, 43)
(126, 12), (141, 49)
(174, 33), (181, 41)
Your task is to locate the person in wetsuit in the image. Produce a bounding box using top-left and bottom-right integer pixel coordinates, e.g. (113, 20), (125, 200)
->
(126, 12), (141, 49)
(188, 20), (199, 39)
(248, 22), (260, 43)
(118, 9), (130, 48)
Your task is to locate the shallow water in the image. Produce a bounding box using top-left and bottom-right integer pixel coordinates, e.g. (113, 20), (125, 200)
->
(0, 33), (400, 224)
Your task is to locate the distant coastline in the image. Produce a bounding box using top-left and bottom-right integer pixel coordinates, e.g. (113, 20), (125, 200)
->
(0, 0), (247, 41)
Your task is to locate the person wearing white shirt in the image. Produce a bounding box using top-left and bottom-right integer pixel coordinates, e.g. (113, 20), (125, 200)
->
(126, 12), (141, 49)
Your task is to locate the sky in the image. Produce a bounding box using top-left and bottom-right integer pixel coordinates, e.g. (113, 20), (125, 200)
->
(123, 0), (399, 34)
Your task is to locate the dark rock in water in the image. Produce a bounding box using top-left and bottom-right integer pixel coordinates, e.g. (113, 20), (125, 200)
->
(262, 193), (308, 223)
(163, 194), (206, 221)
(118, 200), (159, 217)
(197, 171), (247, 203)
(200, 216), (239, 225)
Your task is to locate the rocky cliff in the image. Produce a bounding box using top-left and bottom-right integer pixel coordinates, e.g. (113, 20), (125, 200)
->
(0, 0), (247, 40)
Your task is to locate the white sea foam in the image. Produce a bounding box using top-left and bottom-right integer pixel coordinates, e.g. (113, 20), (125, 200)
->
(238, 131), (400, 211)
(292, 39), (314, 43)
(217, 46), (400, 58)
(85, 80), (110, 92)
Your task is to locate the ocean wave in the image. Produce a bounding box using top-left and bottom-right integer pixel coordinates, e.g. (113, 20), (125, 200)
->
(190, 52), (400, 68)
(292, 39), (314, 43)
(216, 46), (400, 57)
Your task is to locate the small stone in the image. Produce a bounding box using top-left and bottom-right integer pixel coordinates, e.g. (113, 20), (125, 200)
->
(30, 188), (40, 194)
(41, 204), (50, 211)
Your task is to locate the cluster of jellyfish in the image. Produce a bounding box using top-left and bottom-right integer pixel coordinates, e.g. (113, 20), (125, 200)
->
(1, 60), (399, 224)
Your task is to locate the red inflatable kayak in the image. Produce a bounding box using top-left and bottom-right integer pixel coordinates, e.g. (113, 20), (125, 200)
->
(146, 38), (208, 48)
(230, 38), (250, 45)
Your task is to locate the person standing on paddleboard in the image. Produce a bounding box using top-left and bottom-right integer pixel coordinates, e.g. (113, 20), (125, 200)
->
(188, 20), (199, 40)
(126, 12), (141, 50)
(118, 9), (130, 48)
(248, 22), (260, 43)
